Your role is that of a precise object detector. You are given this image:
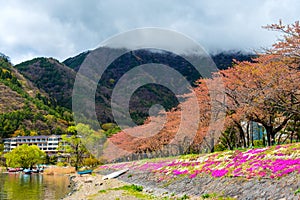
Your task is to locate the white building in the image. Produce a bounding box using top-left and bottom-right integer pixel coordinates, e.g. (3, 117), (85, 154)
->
(3, 135), (65, 155)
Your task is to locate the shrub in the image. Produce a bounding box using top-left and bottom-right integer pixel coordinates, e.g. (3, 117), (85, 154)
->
(214, 143), (227, 152)
(253, 140), (264, 147)
(56, 162), (68, 167)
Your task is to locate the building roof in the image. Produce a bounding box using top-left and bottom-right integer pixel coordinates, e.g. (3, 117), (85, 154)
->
(3, 135), (62, 140)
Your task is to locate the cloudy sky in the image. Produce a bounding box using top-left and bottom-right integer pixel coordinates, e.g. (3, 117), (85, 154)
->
(1, 0), (299, 64)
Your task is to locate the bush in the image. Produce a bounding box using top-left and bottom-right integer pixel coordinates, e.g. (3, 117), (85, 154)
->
(56, 162), (68, 167)
(117, 184), (143, 192)
(83, 157), (100, 168)
(214, 143), (227, 152)
(101, 123), (117, 131)
(253, 140), (264, 147)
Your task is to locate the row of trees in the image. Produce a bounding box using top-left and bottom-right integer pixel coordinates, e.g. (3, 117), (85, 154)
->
(198, 21), (299, 150)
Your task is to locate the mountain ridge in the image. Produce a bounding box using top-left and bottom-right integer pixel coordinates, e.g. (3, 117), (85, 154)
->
(11, 49), (254, 127)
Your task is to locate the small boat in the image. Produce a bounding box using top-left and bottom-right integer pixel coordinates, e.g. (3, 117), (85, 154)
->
(77, 169), (93, 175)
(31, 169), (39, 173)
(17, 168), (24, 172)
(8, 168), (18, 173)
(23, 169), (32, 174)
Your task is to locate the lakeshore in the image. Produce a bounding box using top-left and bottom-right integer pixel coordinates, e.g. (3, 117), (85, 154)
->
(63, 170), (300, 200)
(65, 143), (300, 199)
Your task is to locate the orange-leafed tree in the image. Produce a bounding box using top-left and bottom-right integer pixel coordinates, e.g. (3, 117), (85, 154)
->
(263, 21), (300, 116)
(216, 21), (300, 146)
(194, 77), (226, 152)
(263, 20), (300, 63)
(219, 54), (299, 146)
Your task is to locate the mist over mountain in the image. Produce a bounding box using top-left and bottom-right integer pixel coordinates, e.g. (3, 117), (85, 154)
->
(3, 49), (254, 130)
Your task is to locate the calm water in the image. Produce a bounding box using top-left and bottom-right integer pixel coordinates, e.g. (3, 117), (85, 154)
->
(0, 173), (71, 200)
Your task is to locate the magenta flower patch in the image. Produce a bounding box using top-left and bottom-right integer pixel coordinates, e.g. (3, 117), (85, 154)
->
(99, 143), (300, 180)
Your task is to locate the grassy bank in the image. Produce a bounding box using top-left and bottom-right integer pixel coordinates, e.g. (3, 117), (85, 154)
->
(100, 142), (300, 180)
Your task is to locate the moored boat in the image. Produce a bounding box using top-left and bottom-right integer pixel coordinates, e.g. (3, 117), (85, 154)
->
(23, 169), (32, 174)
(31, 169), (39, 173)
(8, 168), (18, 173)
(77, 169), (93, 175)
(38, 167), (44, 173)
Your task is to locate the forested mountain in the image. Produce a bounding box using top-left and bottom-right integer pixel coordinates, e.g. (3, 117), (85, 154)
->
(15, 49), (254, 125)
(211, 51), (255, 70)
(62, 51), (90, 72)
(0, 55), (73, 139)
(15, 57), (76, 109)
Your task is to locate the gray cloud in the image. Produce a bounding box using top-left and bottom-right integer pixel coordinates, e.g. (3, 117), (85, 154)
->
(0, 0), (299, 64)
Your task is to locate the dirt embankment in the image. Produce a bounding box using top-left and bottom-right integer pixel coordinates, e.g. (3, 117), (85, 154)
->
(64, 169), (300, 200)
(118, 170), (300, 200)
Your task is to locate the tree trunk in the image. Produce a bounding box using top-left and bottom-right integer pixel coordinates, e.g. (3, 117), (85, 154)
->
(277, 131), (284, 144)
(246, 122), (250, 147)
(250, 121), (254, 147)
(210, 131), (215, 153)
(75, 144), (79, 171)
(290, 119), (297, 143)
(265, 126), (272, 146)
(290, 131), (294, 143)
(235, 121), (246, 148)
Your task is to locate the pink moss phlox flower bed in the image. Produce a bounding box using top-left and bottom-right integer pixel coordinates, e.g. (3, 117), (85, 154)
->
(100, 143), (300, 180)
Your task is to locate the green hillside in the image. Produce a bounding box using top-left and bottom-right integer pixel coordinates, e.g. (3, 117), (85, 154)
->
(0, 55), (73, 139)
